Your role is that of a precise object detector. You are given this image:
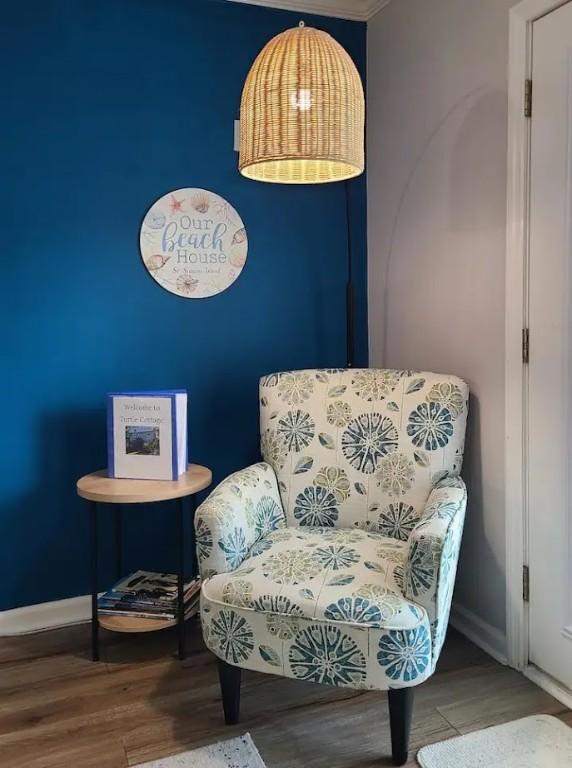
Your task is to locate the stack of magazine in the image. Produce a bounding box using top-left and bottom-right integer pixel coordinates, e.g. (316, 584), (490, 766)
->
(98, 570), (201, 621)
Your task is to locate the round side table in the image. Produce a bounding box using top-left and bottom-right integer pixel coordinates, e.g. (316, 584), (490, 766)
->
(77, 464), (212, 662)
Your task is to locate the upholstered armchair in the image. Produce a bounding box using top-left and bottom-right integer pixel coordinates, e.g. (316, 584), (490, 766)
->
(195, 369), (468, 765)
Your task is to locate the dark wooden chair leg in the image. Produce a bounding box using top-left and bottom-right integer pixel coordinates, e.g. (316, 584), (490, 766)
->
(388, 687), (415, 766)
(217, 659), (241, 725)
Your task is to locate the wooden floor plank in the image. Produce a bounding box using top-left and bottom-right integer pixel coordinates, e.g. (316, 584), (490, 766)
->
(437, 664), (567, 733)
(0, 624), (568, 768)
(243, 696), (456, 768)
(0, 718), (128, 768)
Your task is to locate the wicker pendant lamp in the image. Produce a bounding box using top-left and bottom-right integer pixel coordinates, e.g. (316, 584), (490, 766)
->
(239, 22), (365, 184)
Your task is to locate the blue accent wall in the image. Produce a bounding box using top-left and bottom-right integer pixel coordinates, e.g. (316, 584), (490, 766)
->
(1, 0), (367, 610)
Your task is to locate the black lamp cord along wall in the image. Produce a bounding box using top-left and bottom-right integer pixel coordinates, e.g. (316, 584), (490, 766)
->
(345, 180), (355, 369)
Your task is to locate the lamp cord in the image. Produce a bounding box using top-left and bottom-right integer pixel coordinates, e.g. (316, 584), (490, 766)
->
(345, 181), (354, 369)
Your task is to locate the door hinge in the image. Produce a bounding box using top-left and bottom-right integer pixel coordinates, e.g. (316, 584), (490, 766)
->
(522, 328), (529, 364)
(523, 565), (530, 602)
(525, 79), (532, 117)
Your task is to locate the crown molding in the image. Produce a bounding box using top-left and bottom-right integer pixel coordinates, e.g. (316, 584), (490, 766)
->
(226, 0), (392, 22)
(366, 0), (392, 19)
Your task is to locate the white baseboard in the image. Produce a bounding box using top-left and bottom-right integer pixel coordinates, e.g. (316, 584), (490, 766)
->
(524, 664), (572, 710)
(0, 595), (91, 636)
(450, 602), (508, 665)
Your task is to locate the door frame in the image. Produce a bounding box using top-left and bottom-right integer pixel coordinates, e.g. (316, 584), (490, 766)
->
(505, 0), (571, 672)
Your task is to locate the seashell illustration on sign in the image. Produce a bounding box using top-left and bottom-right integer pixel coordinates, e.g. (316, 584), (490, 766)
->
(145, 254), (171, 272)
(232, 227), (247, 245)
(139, 188), (248, 299)
(230, 227), (248, 268)
(145, 210), (166, 230)
(191, 191), (210, 214)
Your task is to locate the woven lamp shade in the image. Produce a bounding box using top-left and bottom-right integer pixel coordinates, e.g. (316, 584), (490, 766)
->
(239, 24), (365, 184)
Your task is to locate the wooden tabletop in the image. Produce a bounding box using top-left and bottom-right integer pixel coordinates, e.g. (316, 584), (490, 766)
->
(76, 464), (212, 504)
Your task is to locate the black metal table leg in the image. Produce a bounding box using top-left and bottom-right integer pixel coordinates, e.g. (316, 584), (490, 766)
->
(115, 506), (123, 580)
(177, 497), (185, 660)
(90, 500), (99, 662)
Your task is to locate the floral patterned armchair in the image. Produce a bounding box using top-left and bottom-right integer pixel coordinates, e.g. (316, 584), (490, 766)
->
(195, 369), (468, 766)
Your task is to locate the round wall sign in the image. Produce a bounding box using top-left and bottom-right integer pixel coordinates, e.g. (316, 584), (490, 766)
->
(139, 188), (248, 298)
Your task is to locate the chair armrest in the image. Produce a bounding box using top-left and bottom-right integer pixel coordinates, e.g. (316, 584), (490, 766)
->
(404, 476), (467, 664)
(194, 462), (286, 578)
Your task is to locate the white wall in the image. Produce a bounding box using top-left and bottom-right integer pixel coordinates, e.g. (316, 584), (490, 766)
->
(367, 0), (516, 644)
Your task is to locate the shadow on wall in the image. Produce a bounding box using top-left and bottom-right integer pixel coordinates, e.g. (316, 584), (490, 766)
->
(382, 84), (507, 358)
(456, 392), (505, 624)
(449, 89), (507, 231)
(379, 82), (508, 635)
(449, 88), (508, 629)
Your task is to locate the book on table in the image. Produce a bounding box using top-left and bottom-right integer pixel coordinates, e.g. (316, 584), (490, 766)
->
(98, 570), (201, 620)
(107, 391), (188, 480)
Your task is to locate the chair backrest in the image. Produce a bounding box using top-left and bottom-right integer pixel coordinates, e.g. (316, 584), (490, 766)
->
(259, 368), (468, 531)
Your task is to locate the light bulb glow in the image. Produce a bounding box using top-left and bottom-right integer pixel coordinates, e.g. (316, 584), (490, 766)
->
(290, 89), (312, 111)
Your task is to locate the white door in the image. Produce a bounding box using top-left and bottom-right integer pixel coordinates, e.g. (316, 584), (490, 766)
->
(528, 0), (572, 690)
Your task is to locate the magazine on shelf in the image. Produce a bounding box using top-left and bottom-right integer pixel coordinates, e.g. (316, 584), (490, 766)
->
(107, 391), (187, 480)
(98, 594), (200, 622)
(98, 593), (196, 613)
(97, 571), (201, 620)
(110, 570), (199, 600)
(98, 583), (198, 606)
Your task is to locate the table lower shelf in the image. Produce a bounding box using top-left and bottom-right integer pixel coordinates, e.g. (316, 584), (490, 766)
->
(98, 609), (197, 634)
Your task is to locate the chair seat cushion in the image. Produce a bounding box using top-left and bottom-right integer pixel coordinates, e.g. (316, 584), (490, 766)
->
(201, 527), (433, 691)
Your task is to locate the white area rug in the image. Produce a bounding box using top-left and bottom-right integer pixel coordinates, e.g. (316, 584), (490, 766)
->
(417, 715), (572, 767)
(135, 734), (266, 768)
